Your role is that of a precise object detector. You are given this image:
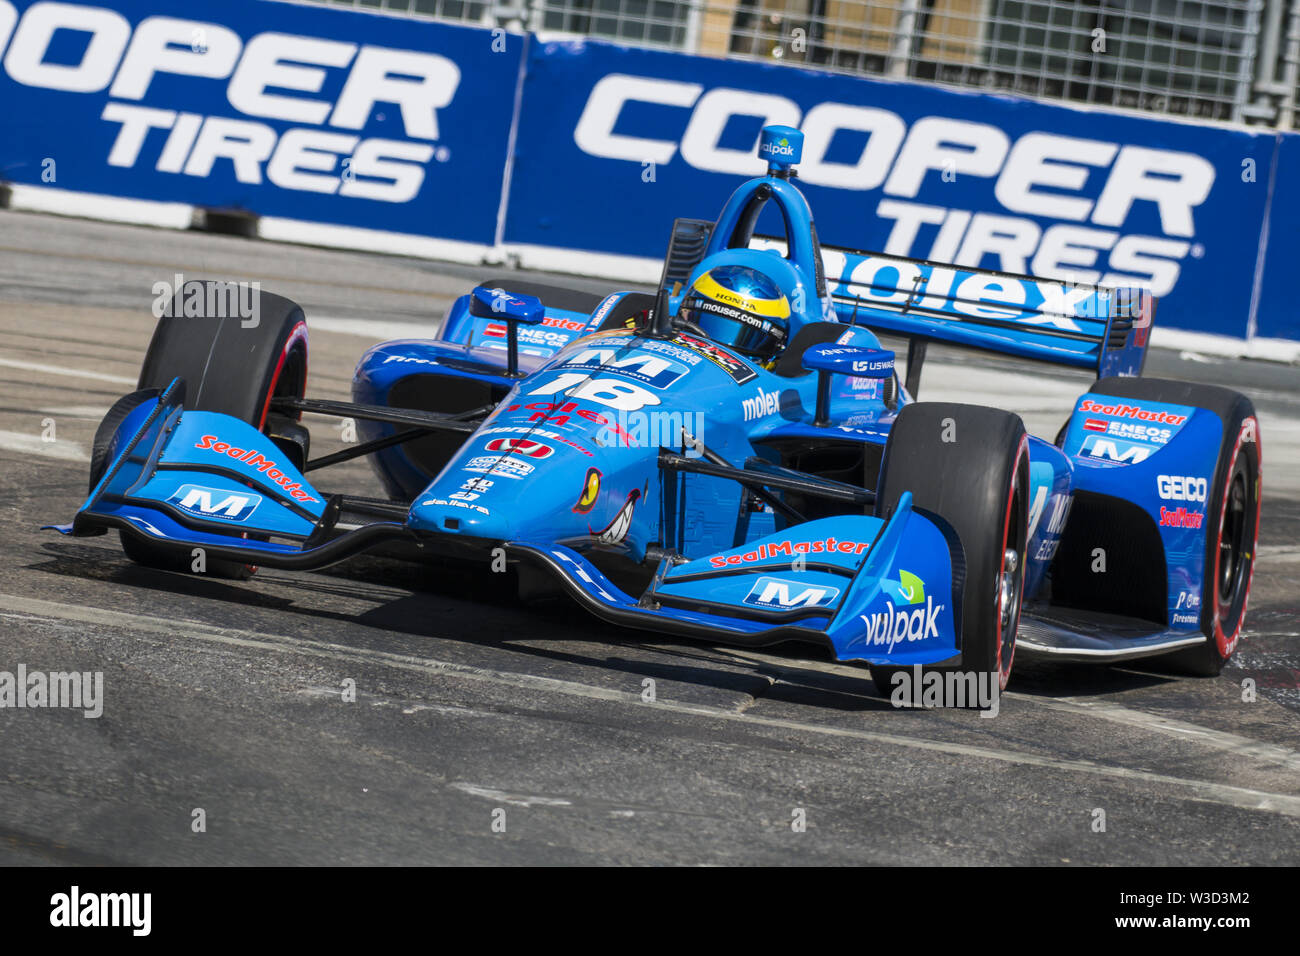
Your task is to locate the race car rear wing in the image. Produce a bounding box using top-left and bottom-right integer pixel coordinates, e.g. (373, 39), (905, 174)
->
(818, 242), (1152, 389)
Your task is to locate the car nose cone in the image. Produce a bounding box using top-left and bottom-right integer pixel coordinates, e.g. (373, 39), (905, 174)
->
(408, 494), (511, 539)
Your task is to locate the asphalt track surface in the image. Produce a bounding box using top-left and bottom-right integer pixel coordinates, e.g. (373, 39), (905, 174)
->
(0, 208), (1297, 865)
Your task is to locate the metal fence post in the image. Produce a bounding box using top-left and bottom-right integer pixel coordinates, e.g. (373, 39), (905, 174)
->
(888, 0), (922, 79)
(292, 0), (1294, 129)
(1232, 2), (1265, 124)
(1282, 0), (1300, 129)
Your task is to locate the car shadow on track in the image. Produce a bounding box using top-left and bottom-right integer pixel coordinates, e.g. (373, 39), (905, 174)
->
(30, 541), (300, 611)
(30, 539), (1180, 712)
(358, 591), (906, 712)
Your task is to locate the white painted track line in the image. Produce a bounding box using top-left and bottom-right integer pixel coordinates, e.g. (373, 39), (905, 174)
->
(0, 356), (136, 385)
(0, 430), (88, 461)
(714, 646), (1300, 774)
(3, 592), (1299, 820)
(1020, 695), (1300, 774)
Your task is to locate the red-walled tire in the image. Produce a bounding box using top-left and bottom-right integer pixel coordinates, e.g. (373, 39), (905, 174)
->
(100, 282), (309, 579)
(869, 402), (1031, 699)
(138, 282), (308, 434)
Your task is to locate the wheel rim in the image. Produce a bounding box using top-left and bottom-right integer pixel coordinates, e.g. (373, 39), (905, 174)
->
(1212, 422), (1260, 659)
(996, 473), (1026, 685)
(1214, 453), (1255, 656)
(1218, 469), (1248, 606)
(999, 548), (1020, 632)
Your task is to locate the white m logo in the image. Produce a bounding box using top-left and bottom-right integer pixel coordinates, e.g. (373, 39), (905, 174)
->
(170, 484), (262, 520)
(1089, 439), (1151, 463)
(181, 489), (250, 516)
(757, 582), (828, 607)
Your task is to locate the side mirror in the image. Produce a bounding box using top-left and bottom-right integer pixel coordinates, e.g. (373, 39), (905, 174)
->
(802, 344), (895, 427)
(469, 286), (544, 376)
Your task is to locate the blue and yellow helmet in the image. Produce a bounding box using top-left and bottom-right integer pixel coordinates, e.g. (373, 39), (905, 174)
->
(678, 264), (791, 362)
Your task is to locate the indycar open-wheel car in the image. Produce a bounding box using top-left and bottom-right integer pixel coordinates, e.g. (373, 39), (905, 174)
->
(52, 125), (1261, 700)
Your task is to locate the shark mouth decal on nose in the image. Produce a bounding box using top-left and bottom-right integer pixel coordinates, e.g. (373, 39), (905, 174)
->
(591, 485), (643, 545)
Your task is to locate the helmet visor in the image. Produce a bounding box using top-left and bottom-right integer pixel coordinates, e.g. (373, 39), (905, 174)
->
(681, 296), (785, 360)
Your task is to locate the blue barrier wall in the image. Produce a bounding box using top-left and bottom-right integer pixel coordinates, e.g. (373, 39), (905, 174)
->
(504, 39), (1290, 341)
(0, 0), (1294, 342)
(0, 0), (523, 244)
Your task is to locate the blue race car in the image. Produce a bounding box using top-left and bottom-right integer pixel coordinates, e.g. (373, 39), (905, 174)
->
(55, 126), (1261, 695)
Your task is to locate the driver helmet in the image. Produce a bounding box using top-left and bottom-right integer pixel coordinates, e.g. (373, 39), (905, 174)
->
(678, 264), (791, 363)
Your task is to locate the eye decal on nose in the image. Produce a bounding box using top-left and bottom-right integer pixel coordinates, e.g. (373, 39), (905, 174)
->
(572, 467), (602, 514)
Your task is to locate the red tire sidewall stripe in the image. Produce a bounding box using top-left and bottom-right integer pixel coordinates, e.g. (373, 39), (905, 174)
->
(1212, 417), (1261, 658)
(995, 434), (1029, 689)
(256, 320), (309, 431)
(249, 320), (308, 574)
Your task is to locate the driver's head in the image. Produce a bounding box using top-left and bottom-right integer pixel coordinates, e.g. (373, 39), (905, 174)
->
(678, 264), (791, 363)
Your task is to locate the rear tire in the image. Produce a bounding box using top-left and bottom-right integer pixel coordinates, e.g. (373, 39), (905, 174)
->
(1088, 377), (1261, 675)
(101, 282), (310, 578)
(868, 402), (1030, 699)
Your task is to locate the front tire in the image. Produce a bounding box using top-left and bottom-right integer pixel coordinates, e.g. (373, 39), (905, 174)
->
(138, 283), (309, 433)
(868, 402), (1030, 698)
(99, 282), (310, 578)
